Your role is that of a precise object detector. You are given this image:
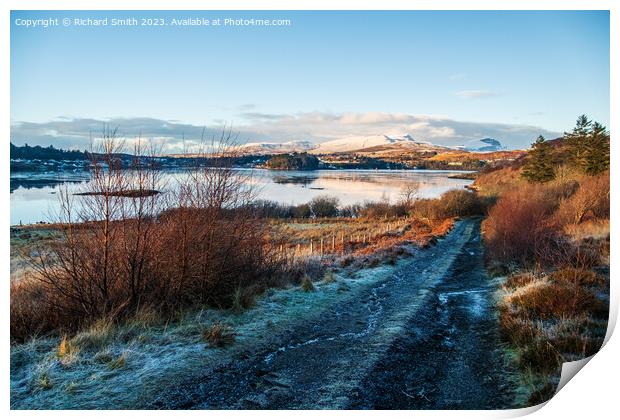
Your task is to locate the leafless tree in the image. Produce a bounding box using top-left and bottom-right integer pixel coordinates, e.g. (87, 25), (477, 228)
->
(399, 182), (420, 208)
(16, 126), (285, 339)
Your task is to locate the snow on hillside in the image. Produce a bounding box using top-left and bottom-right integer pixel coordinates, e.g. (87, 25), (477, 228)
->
(311, 134), (436, 154)
(459, 138), (505, 152)
(237, 141), (316, 155)
(236, 135), (507, 155)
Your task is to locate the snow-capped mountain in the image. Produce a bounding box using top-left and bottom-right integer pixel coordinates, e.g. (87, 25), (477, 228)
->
(235, 135), (507, 156)
(310, 134), (446, 154)
(458, 138), (505, 152)
(237, 140), (316, 155)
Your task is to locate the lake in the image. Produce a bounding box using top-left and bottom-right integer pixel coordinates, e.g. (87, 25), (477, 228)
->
(10, 168), (473, 225)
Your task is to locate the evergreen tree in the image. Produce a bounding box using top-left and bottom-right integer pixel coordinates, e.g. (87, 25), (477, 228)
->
(582, 122), (610, 175)
(521, 135), (556, 183)
(564, 115), (610, 175)
(564, 114), (592, 168)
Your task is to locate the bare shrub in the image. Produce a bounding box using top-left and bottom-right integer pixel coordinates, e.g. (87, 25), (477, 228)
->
(358, 201), (407, 219)
(482, 186), (558, 266)
(339, 204), (362, 218)
(309, 195), (340, 218)
(537, 234), (601, 270)
(246, 200), (294, 219)
(438, 189), (488, 217)
(13, 128), (286, 341)
(410, 189), (487, 221)
(483, 171), (609, 269)
(10, 277), (62, 341)
(552, 172), (609, 226)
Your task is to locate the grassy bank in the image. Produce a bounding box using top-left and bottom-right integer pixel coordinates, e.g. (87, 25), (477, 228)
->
(474, 117), (610, 404)
(11, 256), (414, 409)
(10, 211), (461, 408)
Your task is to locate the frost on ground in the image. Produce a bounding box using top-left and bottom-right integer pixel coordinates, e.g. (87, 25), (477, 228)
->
(10, 255), (408, 409)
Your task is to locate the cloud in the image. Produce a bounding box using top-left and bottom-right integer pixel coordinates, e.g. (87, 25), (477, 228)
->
(11, 118), (220, 154)
(240, 112), (288, 121)
(448, 73), (466, 81)
(10, 112), (561, 152)
(455, 90), (503, 99)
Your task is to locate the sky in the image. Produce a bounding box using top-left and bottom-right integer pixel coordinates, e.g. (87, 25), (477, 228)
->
(10, 10), (610, 151)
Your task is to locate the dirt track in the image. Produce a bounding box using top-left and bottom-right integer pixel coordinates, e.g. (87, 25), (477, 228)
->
(148, 218), (522, 409)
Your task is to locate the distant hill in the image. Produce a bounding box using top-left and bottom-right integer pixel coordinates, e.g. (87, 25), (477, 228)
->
(235, 134), (510, 156)
(310, 134), (451, 154)
(10, 135), (525, 172)
(237, 141), (315, 155)
(458, 138), (506, 152)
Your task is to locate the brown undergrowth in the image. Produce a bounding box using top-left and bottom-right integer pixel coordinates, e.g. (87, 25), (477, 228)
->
(477, 165), (609, 405)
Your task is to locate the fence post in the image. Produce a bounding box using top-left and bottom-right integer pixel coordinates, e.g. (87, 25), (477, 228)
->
(332, 235), (336, 252)
(320, 237), (324, 254)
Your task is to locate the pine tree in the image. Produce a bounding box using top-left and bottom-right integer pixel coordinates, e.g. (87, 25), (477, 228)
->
(582, 122), (610, 175)
(521, 135), (556, 183)
(564, 115), (610, 175)
(564, 114), (592, 168)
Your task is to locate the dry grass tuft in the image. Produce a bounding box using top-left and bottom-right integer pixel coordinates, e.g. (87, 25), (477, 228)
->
(57, 336), (80, 365)
(322, 270), (337, 284)
(202, 322), (236, 348)
(499, 267), (608, 403)
(37, 372), (53, 390)
(107, 353), (127, 370)
(232, 286), (260, 313)
(300, 274), (315, 292)
(71, 318), (115, 352)
(504, 273), (537, 290)
(548, 267), (605, 288)
(506, 281), (599, 320)
(564, 219), (609, 242)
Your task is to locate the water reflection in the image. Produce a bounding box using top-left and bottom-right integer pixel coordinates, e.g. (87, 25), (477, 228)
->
(10, 169), (473, 225)
(10, 173), (88, 193)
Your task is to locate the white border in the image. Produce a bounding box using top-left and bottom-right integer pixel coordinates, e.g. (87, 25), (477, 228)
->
(2, 2), (616, 420)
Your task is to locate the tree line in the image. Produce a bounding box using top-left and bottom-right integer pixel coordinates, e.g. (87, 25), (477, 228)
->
(10, 143), (88, 161)
(522, 115), (610, 183)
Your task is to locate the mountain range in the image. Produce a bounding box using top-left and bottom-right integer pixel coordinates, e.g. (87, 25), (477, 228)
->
(237, 134), (507, 155)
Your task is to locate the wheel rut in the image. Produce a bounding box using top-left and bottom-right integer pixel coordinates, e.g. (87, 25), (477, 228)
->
(147, 219), (520, 409)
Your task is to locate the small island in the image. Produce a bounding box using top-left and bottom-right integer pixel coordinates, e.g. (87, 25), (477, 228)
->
(264, 152), (320, 170)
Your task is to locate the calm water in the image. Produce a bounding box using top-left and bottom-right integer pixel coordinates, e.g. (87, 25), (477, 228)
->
(10, 168), (473, 225)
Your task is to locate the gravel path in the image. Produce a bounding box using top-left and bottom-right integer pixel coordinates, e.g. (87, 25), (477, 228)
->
(149, 218), (521, 409)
